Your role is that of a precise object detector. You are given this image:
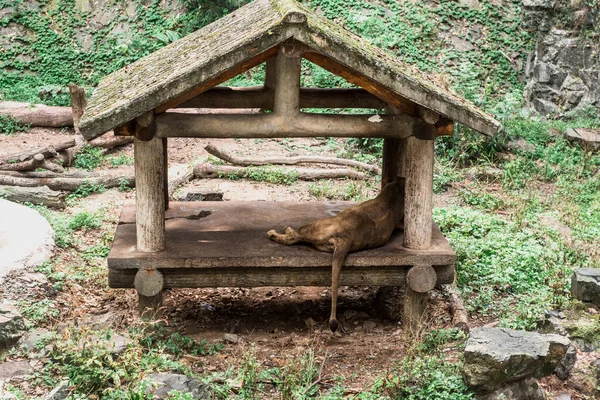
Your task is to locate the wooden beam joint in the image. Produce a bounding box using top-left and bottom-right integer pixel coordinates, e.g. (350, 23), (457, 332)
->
(135, 111), (156, 141)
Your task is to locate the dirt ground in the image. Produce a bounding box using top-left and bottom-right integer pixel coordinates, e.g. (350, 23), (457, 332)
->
(0, 127), (582, 398)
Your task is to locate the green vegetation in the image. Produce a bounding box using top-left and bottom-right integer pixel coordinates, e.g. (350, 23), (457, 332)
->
(67, 181), (107, 202)
(75, 146), (105, 171)
(0, 115), (30, 135)
(308, 180), (371, 201)
(108, 154), (134, 167)
(221, 166), (299, 185)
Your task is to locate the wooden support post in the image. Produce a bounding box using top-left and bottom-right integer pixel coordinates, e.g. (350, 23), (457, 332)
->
(163, 138), (168, 210)
(381, 105), (407, 189)
(404, 282), (429, 334)
(402, 132), (435, 332)
(264, 58), (277, 91)
(404, 264), (436, 333)
(135, 268), (164, 318)
(404, 136), (434, 249)
(273, 46), (300, 116)
(134, 134), (166, 253)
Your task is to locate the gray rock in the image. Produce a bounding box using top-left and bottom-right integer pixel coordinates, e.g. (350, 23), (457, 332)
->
(18, 328), (52, 352)
(555, 393), (571, 400)
(571, 268), (600, 305)
(522, 0), (556, 8)
(179, 191), (224, 202)
(145, 373), (213, 399)
(107, 333), (132, 355)
(566, 351), (600, 396)
(0, 302), (26, 346)
(565, 128), (600, 150)
(464, 327), (571, 391)
(475, 378), (546, 400)
(538, 310), (600, 351)
(555, 344), (577, 380)
(450, 36), (476, 52)
(0, 199), (55, 278)
(506, 138), (536, 153)
(43, 381), (70, 400)
(459, 0), (481, 9)
(532, 98), (560, 114)
(223, 333), (240, 344)
(0, 360), (32, 379)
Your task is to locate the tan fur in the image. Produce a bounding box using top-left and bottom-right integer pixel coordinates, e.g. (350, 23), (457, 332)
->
(267, 178), (405, 332)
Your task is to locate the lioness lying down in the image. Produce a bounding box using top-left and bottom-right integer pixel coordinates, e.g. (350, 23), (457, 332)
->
(267, 178), (405, 332)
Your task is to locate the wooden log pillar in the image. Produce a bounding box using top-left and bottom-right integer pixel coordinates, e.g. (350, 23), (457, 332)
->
(134, 111), (165, 316)
(403, 133), (435, 333)
(273, 46), (300, 116)
(404, 135), (434, 249)
(381, 105), (407, 189)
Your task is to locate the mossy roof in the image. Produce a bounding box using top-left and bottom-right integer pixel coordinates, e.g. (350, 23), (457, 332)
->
(79, 0), (501, 140)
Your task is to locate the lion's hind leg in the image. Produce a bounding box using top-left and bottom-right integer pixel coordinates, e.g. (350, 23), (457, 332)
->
(267, 226), (302, 245)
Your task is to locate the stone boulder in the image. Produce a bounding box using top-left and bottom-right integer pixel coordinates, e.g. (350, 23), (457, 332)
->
(144, 373), (213, 399)
(476, 378), (546, 400)
(538, 309), (600, 352)
(0, 199), (54, 279)
(571, 268), (600, 306)
(565, 128), (600, 151)
(0, 302), (27, 346)
(464, 327), (570, 391)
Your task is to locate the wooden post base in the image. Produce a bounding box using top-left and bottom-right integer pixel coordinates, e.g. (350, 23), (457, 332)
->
(403, 264), (435, 334)
(403, 286), (428, 335)
(135, 268), (164, 319)
(138, 292), (163, 319)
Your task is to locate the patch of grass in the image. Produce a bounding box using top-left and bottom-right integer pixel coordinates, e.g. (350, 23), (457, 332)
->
(308, 180), (370, 201)
(75, 146), (105, 171)
(34, 324), (218, 399)
(379, 354), (473, 399)
(67, 181), (107, 202)
(221, 166), (299, 185)
(108, 154), (134, 167)
(68, 210), (103, 232)
(18, 299), (60, 326)
(458, 188), (504, 211)
(0, 115), (30, 135)
(435, 206), (594, 329)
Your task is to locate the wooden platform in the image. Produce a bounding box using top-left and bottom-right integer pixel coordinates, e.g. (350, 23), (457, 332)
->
(108, 201), (456, 288)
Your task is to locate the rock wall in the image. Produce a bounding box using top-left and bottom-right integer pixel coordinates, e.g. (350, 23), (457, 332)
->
(522, 0), (600, 116)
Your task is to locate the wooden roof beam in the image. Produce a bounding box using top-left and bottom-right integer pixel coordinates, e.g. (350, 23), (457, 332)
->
(176, 86), (387, 109)
(154, 112), (441, 139)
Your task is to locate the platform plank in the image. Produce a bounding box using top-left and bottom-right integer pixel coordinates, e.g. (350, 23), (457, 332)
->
(108, 201), (456, 270)
(109, 265), (455, 288)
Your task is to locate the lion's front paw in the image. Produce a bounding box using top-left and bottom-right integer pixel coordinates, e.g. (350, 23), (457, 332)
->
(267, 229), (277, 239)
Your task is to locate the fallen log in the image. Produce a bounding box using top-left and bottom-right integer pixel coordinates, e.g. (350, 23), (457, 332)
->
(441, 282), (469, 333)
(1, 139), (76, 164)
(0, 170), (91, 179)
(0, 185), (66, 208)
(89, 134), (133, 149)
(0, 173), (135, 191)
(194, 163), (368, 181)
(0, 154), (44, 172)
(168, 163), (195, 196)
(0, 101), (73, 127)
(40, 160), (65, 173)
(205, 143), (381, 174)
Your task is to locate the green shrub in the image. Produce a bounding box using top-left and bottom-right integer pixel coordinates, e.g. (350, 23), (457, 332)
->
(75, 146), (105, 171)
(0, 115), (30, 135)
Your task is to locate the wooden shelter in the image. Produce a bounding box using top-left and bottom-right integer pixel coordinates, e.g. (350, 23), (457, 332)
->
(79, 0), (500, 327)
